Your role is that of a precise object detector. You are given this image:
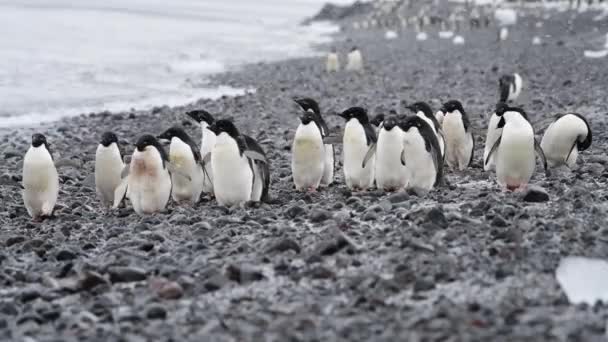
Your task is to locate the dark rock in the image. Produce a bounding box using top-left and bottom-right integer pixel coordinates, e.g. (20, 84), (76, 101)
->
(309, 208), (332, 223)
(387, 192), (410, 204)
(226, 264), (265, 284)
(145, 304), (167, 320)
(522, 186), (549, 202)
(413, 278), (436, 292)
(427, 207), (448, 228)
(204, 273), (229, 292)
(79, 271), (109, 291)
(108, 266), (147, 283)
(19, 288), (41, 303)
(491, 215), (508, 227)
(307, 266), (336, 279)
(362, 211), (378, 221)
(284, 205), (306, 219)
(6, 235), (25, 247)
(266, 238), (301, 254)
(56, 249), (77, 261)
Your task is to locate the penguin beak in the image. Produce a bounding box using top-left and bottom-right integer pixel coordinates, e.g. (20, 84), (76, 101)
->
(405, 105), (415, 113)
(337, 112), (348, 120)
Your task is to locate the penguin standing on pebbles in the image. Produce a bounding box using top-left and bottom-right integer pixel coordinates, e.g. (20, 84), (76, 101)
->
(294, 98), (334, 187)
(326, 48), (340, 72)
(441, 100), (474, 170)
(346, 46), (364, 72)
(158, 126), (205, 204)
(363, 116), (409, 192)
(186, 109), (216, 194)
(540, 113), (592, 168)
(406, 102), (445, 158)
(485, 106), (547, 191)
(95, 132), (124, 208)
(114, 135), (172, 215)
(22, 133), (59, 220)
(292, 110), (326, 192)
(206, 120), (268, 207)
(338, 107), (377, 191)
(484, 102), (509, 172)
(499, 73), (523, 102)
(398, 116), (444, 193)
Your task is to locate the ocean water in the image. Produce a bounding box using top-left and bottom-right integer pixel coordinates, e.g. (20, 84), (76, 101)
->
(0, 0), (347, 127)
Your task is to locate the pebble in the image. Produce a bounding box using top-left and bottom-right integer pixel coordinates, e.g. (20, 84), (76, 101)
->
(522, 186), (549, 203)
(108, 266), (147, 283)
(226, 264), (265, 284)
(309, 208), (332, 223)
(266, 237), (301, 254)
(55, 249), (77, 261)
(145, 304), (167, 320)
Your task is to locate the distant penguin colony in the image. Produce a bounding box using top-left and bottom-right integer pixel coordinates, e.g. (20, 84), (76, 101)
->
(14, 4), (600, 219)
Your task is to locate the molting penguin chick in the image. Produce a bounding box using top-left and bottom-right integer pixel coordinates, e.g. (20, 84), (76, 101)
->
(119, 135), (172, 215)
(540, 113), (591, 168)
(346, 46), (364, 72)
(22, 133), (59, 219)
(294, 97), (334, 187)
(406, 102), (445, 159)
(398, 114), (444, 194)
(292, 110), (325, 192)
(367, 116), (409, 192)
(499, 73), (523, 102)
(338, 107), (377, 191)
(207, 120), (267, 207)
(326, 48), (340, 72)
(158, 126), (205, 204)
(186, 109), (216, 194)
(484, 102), (509, 171)
(95, 131), (124, 208)
(485, 106), (547, 191)
(441, 100), (474, 170)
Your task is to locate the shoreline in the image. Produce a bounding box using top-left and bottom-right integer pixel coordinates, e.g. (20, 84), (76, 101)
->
(2, 3), (608, 340)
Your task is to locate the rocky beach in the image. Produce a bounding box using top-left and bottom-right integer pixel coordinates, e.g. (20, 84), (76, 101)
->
(2, 1), (608, 340)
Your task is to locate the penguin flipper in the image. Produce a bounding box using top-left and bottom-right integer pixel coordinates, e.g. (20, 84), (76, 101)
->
(362, 143), (377, 168)
(112, 179), (128, 209)
(485, 136), (501, 167)
(534, 138), (549, 174)
(565, 141), (577, 166)
(201, 152), (211, 166)
(244, 150), (268, 164)
(166, 162), (192, 181)
(468, 132), (475, 166)
(400, 149), (406, 166)
(120, 164), (130, 179)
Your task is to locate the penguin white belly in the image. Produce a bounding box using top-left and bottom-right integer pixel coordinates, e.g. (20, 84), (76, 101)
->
(169, 140), (204, 203)
(496, 130), (535, 189)
(292, 124), (325, 191)
(540, 117), (587, 168)
(346, 51), (363, 71)
(484, 114), (502, 171)
(321, 144), (334, 187)
(403, 132), (436, 193)
(343, 121), (375, 190)
(95, 144), (124, 206)
(326, 53), (339, 72)
(250, 162), (264, 202)
(375, 130), (408, 191)
(443, 114), (472, 170)
(212, 140), (253, 207)
(128, 151), (171, 215)
(22, 147), (59, 218)
(511, 74), (523, 100)
(200, 125), (216, 193)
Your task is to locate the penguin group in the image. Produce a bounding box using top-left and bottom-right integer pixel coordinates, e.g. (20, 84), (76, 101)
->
(326, 46), (364, 73)
(19, 71), (592, 220)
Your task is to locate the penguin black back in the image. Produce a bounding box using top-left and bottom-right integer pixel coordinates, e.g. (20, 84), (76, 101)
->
(407, 101), (441, 131)
(32, 133), (53, 160)
(186, 109), (215, 125)
(135, 134), (169, 167)
(499, 74), (515, 102)
(244, 135), (270, 202)
(399, 116), (444, 186)
(555, 113), (592, 150)
(100, 132), (119, 147)
(442, 100), (471, 131)
(370, 113), (385, 127)
(158, 125), (202, 163)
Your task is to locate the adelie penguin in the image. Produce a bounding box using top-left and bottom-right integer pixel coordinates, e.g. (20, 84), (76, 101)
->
(292, 110), (326, 192)
(399, 114), (444, 194)
(499, 73), (523, 102)
(363, 116), (408, 192)
(485, 106), (548, 191)
(484, 102), (509, 171)
(540, 113), (591, 168)
(158, 126), (206, 204)
(293, 97), (334, 187)
(338, 107), (377, 191)
(95, 131), (125, 208)
(326, 47), (340, 72)
(406, 102), (445, 159)
(113, 135), (173, 215)
(185, 109), (216, 194)
(206, 120), (269, 207)
(441, 100), (474, 170)
(22, 133), (59, 220)
(346, 46), (363, 72)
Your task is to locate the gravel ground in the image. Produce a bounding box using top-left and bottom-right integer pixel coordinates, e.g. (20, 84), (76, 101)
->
(2, 4), (608, 341)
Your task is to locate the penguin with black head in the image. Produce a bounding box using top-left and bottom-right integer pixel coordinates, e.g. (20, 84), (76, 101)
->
(292, 109), (326, 192)
(158, 126), (205, 204)
(293, 97), (334, 187)
(406, 101), (445, 159)
(485, 105), (548, 191)
(95, 131), (125, 208)
(22, 133), (59, 220)
(499, 73), (523, 102)
(185, 109), (216, 194)
(370, 113), (385, 134)
(541, 113), (591, 168)
(441, 100), (474, 170)
(338, 107), (377, 191)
